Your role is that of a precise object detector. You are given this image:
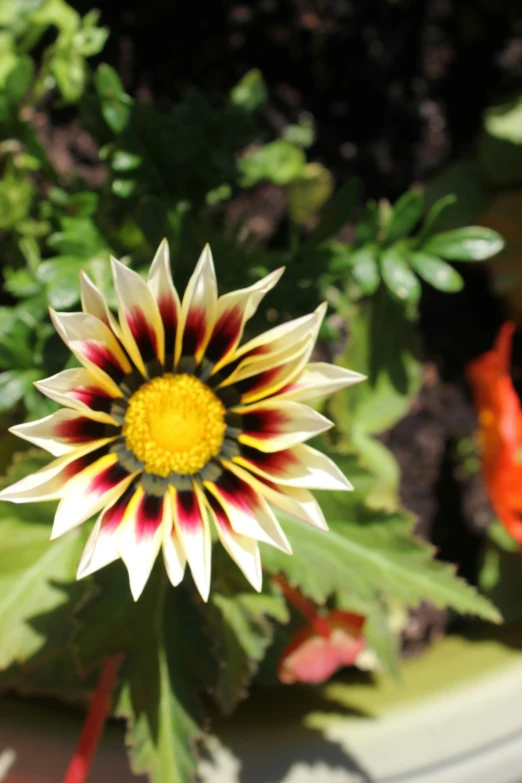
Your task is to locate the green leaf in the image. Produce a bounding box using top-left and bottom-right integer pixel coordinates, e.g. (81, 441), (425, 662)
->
(207, 565), (288, 714)
(229, 69), (267, 112)
(74, 568), (214, 783)
(287, 162), (334, 225)
(415, 194), (457, 245)
(111, 150), (142, 172)
(112, 178), (137, 198)
(0, 369), (40, 411)
(410, 251), (464, 293)
(422, 227), (504, 261)
(238, 140), (306, 187)
(479, 97), (522, 187)
(262, 509), (501, 623)
(0, 512), (88, 670)
(94, 64), (132, 134)
(306, 178), (359, 245)
(380, 245), (421, 302)
(50, 52), (86, 103)
(5, 56), (33, 104)
(350, 244), (379, 294)
(385, 190), (424, 243)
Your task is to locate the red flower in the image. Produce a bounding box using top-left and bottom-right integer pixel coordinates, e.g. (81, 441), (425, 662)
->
(467, 322), (522, 544)
(274, 577), (366, 684)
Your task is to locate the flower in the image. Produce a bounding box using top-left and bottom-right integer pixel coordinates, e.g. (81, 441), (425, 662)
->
(275, 578), (365, 684)
(467, 321), (522, 545)
(0, 242), (364, 600)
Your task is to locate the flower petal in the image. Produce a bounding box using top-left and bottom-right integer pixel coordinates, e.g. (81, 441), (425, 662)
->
(232, 303), (327, 366)
(175, 245), (218, 366)
(173, 484), (211, 601)
(0, 440), (113, 503)
(79, 271), (122, 339)
(220, 337), (313, 405)
(204, 469), (292, 554)
(50, 452), (136, 540)
(224, 460), (328, 531)
(50, 310), (132, 392)
(35, 368), (121, 425)
(111, 256), (165, 375)
(9, 410), (117, 457)
(275, 362), (366, 403)
(162, 492), (186, 588)
(205, 491), (262, 591)
(234, 443), (352, 490)
(77, 484), (136, 580)
(236, 400), (333, 452)
(206, 267), (284, 373)
(116, 485), (167, 600)
(147, 239), (181, 363)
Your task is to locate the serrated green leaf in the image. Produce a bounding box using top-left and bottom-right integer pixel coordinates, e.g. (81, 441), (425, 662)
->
(380, 245), (421, 302)
(207, 565), (288, 714)
(410, 251), (464, 293)
(262, 509), (501, 623)
(415, 194), (457, 245)
(0, 513), (88, 669)
(306, 178), (359, 245)
(350, 244), (379, 294)
(385, 190), (424, 243)
(423, 227), (504, 261)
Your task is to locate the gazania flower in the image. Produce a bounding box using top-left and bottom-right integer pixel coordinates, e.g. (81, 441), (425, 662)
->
(275, 577), (365, 684)
(0, 242), (363, 600)
(467, 322), (522, 545)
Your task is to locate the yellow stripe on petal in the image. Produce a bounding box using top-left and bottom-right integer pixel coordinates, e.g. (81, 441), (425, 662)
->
(50, 452), (137, 540)
(0, 439), (114, 504)
(173, 483), (212, 601)
(235, 400), (333, 452)
(80, 271), (122, 340)
(111, 256), (165, 375)
(147, 239), (181, 364)
(224, 460), (328, 531)
(9, 409), (116, 457)
(50, 310), (131, 393)
(205, 491), (262, 591)
(175, 244), (218, 367)
(207, 267), (285, 374)
(233, 443), (353, 491)
(274, 362), (366, 403)
(116, 485), (166, 601)
(35, 368), (122, 425)
(204, 470), (292, 554)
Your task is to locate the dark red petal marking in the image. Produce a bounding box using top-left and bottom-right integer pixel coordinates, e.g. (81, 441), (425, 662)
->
(176, 489), (201, 532)
(62, 445), (109, 482)
(88, 460), (130, 497)
(241, 408), (288, 441)
(205, 306), (242, 365)
(56, 417), (109, 443)
(102, 484), (136, 532)
(158, 294), (178, 358)
(72, 386), (114, 414)
(136, 493), (164, 538)
(83, 343), (126, 385)
(206, 491), (233, 533)
(127, 307), (158, 364)
(238, 445), (297, 476)
(181, 308), (206, 358)
(214, 470), (260, 515)
(234, 365), (283, 400)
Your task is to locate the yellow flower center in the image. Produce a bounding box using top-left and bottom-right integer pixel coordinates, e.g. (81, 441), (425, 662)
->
(123, 373), (226, 477)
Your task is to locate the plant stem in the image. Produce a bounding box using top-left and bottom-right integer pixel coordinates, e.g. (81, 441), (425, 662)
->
(272, 575), (332, 638)
(62, 654), (124, 783)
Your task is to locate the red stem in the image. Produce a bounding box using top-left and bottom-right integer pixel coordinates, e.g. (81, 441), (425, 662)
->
(272, 575), (332, 638)
(62, 655), (124, 783)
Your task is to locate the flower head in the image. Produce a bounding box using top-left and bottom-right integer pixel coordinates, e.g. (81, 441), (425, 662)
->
(0, 242), (364, 600)
(467, 322), (522, 544)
